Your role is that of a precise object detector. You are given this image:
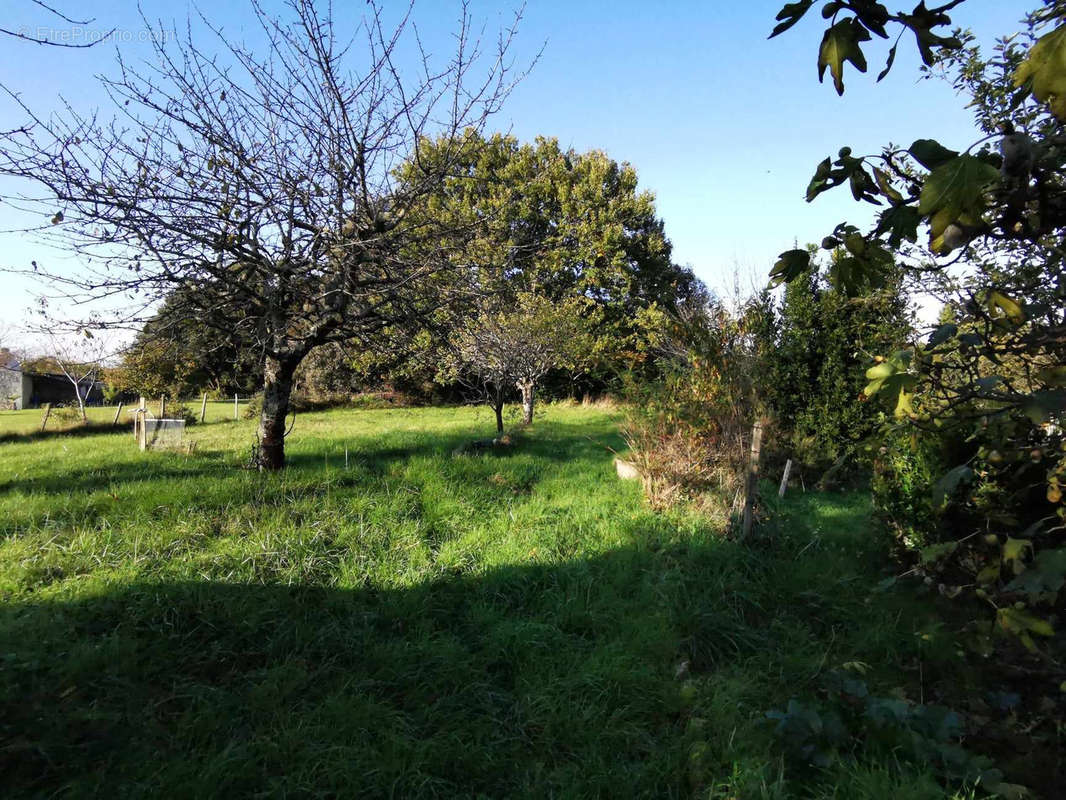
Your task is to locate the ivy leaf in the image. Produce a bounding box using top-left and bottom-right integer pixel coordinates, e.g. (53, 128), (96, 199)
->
(1005, 549), (1066, 597)
(900, 3), (963, 66)
(806, 157), (835, 201)
(1035, 366), (1066, 387)
(976, 563), (1000, 585)
(818, 18), (871, 95)
(829, 238), (894, 295)
(770, 249), (811, 286)
(872, 167), (903, 204)
(862, 351), (916, 416)
(997, 606), (1054, 645)
(1003, 538), (1033, 574)
(920, 541), (957, 565)
(918, 156), (999, 216)
(1014, 23), (1066, 120)
(894, 383), (914, 417)
(769, 0), (816, 39)
(932, 465), (973, 510)
(908, 139), (959, 170)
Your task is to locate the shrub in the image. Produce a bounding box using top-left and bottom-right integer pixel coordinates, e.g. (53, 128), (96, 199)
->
(50, 404), (85, 426)
(243, 393), (261, 420)
(621, 300), (765, 513)
(164, 402), (198, 426)
(870, 428), (943, 551)
(874, 405), (1065, 654)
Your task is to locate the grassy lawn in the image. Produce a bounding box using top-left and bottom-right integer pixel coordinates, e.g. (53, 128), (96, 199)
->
(1, 405), (986, 798)
(0, 399), (247, 436)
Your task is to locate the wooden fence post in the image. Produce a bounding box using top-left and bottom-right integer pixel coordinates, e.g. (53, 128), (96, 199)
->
(233, 393), (239, 421)
(39, 403), (52, 432)
(740, 420), (763, 541)
(112, 401), (124, 426)
(200, 393), (208, 424)
(778, 458), (793, 498)
(159, 394), (166, 419)
(135, 396), (146, 445)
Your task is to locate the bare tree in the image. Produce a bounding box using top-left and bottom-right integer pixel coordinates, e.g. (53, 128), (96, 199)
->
(0, 0), (528, 468)
(32, 332), (110, 420)
(457, 293), (589, 429)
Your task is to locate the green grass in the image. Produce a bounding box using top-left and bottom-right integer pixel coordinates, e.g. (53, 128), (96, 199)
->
(1, 404), (979, 798)
(0, 399), (247, 435)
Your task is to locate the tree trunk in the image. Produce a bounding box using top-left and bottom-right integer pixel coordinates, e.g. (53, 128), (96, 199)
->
(259, 355), (298, 470)
(72, 381), (87, 421)
(518, 379), (535, 426)
(494, 401), (504, 434)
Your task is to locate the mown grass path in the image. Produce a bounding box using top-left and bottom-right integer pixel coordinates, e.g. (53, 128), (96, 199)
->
(1, 405), (966, 798)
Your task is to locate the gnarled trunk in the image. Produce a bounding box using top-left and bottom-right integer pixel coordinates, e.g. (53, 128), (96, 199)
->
(517, 378), (534, 426)
(259, 355), (298, 470)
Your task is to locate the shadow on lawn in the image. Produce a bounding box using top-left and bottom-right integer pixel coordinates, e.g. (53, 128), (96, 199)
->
(0, 531), (841, 798)
(0, 421), (128, 446)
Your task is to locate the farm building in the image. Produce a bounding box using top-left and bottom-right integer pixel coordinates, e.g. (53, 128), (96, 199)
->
(0, 348), (103, 410)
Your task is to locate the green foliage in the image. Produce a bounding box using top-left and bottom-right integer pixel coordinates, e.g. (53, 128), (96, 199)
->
(767, 669), (1006, 791)
(391, 132), (705, 394)
(770, 1), (964, 87)
(49, 404), (85, 426)
(122, 284), (263, 398)
(871, 429), (943, 549)
(769, 1), (1066, 654)
(165, 402), (199, 426)
(621, 297), (768, 510)
(762, 260), (910, 474)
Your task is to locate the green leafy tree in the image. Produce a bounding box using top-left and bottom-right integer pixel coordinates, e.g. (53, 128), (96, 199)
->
(122, 285), (263, 398)
(393, 132), (705, 394)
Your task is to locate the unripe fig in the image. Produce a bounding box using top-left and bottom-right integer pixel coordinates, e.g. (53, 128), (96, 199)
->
(1000, 132), (1033, 178)
(942, 223), (968, 251)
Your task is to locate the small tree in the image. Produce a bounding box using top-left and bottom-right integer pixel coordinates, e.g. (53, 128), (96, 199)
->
(33, 333), (110, 420)
(457, 293), (590, 430)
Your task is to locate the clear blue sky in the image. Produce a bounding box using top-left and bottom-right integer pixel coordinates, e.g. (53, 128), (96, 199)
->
(0, 0), (1031, 331)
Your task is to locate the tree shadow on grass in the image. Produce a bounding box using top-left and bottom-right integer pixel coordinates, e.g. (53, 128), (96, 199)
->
(0, 501), (913, 799)
(0, 421), (127, 446)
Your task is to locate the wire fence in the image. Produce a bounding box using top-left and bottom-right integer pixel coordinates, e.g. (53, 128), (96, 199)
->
(0, 393), (255, 437)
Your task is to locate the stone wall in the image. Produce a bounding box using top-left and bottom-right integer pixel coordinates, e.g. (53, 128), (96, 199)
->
(0, 367), (30, 410)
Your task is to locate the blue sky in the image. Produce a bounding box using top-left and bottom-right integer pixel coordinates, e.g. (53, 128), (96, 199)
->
(0, 0), (1031, 332)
